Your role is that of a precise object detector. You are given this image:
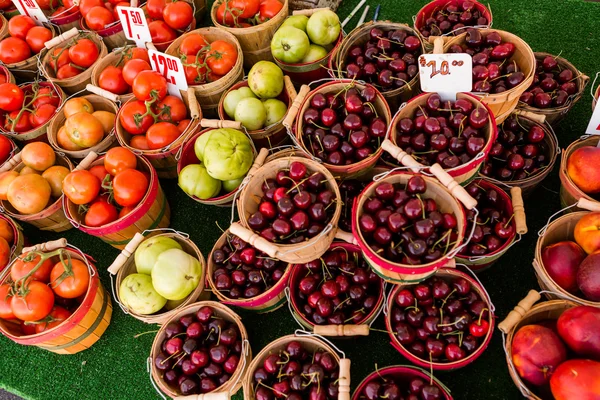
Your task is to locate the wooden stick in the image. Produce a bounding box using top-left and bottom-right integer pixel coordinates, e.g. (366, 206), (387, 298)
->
(292, 7), (330, 16)
(577, 197), (600, 212)
(187, 88), (201, 119)
(44, 27), (78, 50)
(313, 324), (369, 336)
(510, 187), (527, 235)
(107, 233), (145, 275)
(355, 5), (369, 29)
(200, 120), (242, 129)
(341, 0), (366, 28)
(229, 223), (279, 259)
(73, 151), (98, 171)
(381, 139), (423, 172)
(283, 85), (310, 130)
(429, 164), (477, 210)
(513, 109), (546, 125)
(334, 230), (357, 245)
(22, 239), (67, 253)
(498, 290), (540, 333)
(338, 358), (351, 400)
(0, 153), (21, 172)
(85, 84), (120, 102)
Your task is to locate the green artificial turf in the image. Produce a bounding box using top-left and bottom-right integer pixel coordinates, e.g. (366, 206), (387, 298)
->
(1, 0), (600, 399)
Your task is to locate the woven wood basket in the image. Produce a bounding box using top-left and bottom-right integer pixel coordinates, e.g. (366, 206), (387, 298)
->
(0, 153), (74, 232)
(211, 0), (289, 69)
(48, 94), (118, 159)
(517, 52), (589, 126)
(384, 92), (497, 184)
(232, 156), (345, 264)
(386, 268), (495, 370)
(0, 214), (24, 265)
(0, 239), (112, 354)
(107, 230), (206, 324)
(165, 27), (244, 118)
(331, 21), (424, 111)
(0, 14), (7, 40)
(40, 28), (108, 95)
(4, 23), (57, 80)
(559, 136), (600, 211)
(150, 301), (251, 398)
(0, 65), (15, 84)
(63, 152), (171, 249)
(498, 291), (577, 400)
(90, 48), (139, 103)
(207, 229), (291, 313)
(79, 18), (126, 51)
(290, 80), (392, 179)
(443, 29), (535, 124)
(243, 333), (350, 400)
(48, 6), (82, 33)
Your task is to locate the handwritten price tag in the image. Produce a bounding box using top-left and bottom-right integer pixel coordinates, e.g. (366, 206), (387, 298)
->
(148, 49), (188, 98)
(418, 53), (472, 101)
(12, 0), (48, 24)
(118, 6), (151, 48)
(586, 103), (600, 137)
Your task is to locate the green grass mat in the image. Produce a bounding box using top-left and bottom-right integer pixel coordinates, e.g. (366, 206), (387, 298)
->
(1, 0), (599, 399)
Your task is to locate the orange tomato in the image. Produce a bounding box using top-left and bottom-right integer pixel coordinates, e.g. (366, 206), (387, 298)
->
(21, 142), (56, 171)
(0, 284), (14, 319)
(130, 135), (150, 150)
(42, 165), (70, 198)
(0, 237), (9, 271)
(89, 164), (110, 183)
(0, 171), (19, 201)
(57, 125), (84, 151)
(19, 166), (39, 175)
(0, 218), (14, 244)
(65, 112), (105, 148)
(63, 97), (94, 118)
(7, 174), (52, 214)
(25, 26), (53, 54)
(62, 170), (101, 205)
(92, 111), (116, 135)
(104, 147), (137, 175)
(50, 259), (90, 298)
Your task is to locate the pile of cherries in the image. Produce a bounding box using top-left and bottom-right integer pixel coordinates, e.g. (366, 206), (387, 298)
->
(292, 248), (383, 326)
(338, 179), (368, 231)
(154, 306), (243, 396)
(480, 114), (548, 181)
(448, 29), (524, 94)
(247, 161), (336, 243)
(459, 180), (515, 257)
(357, 176), (458, 265)
(389, 94), (490, 170)
(360, 373), (445, 400)
(212, 234), (287, 299)
(302, 85), (387, 166)
(520, 55), (577, 108)
(344, 28), (422, 91)
(418, 1), (489, 38)
(252, 340), (339, 400)
(390, 275), (491, 363)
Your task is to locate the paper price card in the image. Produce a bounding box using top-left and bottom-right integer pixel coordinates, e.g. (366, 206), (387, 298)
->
(118, 6), (152, 48)
(418, 53), (473, 101)
(148, 49), (188, 98)
(586, 102), (600, 137)
(11, 0), (48, 24)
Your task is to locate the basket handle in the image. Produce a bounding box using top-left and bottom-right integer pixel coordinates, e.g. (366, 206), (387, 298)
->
(513, 109), (545, 125)
(229, 223), (279, 259)
(74, 151), (98, 171)
(429, 164), (477, 210)
(85, 84), (120, 102)
(381, 139), (423, 172)
(576, 197), (600, 212)
(22, 239), (67, 253)
(107, 232), (146, 275)
(283, 75), (297, 101)
(510, 187), (527, 235)
(246, 147), (269, 179)
(44, 27), (79, 50)
(314, 324), (369, 336)
(497, 290), (541, 334)
(146, 42), (157, 51)
(187, 88), (202, 120)
(292, 7), (330, 16)
(200, 119), (242, 129)
(173, 394), (230, 400)
(334, 229), (358, 245)
(0, 152), (21, 172)
(429, 36), (445, 54)
(338, 358), (351, 400)
(283, 85), (310, 130)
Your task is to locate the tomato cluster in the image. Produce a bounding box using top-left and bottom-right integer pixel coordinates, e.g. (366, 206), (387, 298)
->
(57, 98), (116, 151)
(0, 16), (53, 65)
(146, 0), (195, 44)
(178, 33), (238, 85)
(0, 82), (61, 133)
(80, 0), (133, 31)
(47, 36), (100, 80)
(0, 218), (16, 271)
(215, 0), (283, 27)
(44, 0), (80, 18)
(97, 47), (152, 96)
(63, 147), (150, 227)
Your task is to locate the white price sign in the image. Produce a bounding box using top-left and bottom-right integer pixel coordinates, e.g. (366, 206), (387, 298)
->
(11, 0), (48, 24)
(117, 6), (151, 49)
(418, 53), (472, 101)
(148, 49), (188, 98)
(586, 103), (600, 136)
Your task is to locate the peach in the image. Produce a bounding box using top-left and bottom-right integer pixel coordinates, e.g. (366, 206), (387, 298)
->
(577, 252), (600, 301)
(567, 146), (600, 193)
(558, 306), (600, 359)
(574, 212), (600, 254)
(550, 359), (600, 400)
(541, 241), (585, 293)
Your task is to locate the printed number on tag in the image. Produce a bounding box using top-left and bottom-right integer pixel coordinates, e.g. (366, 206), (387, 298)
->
(418, 53), (472, 100)
(118, 6), (151, 48)
(12, 0), (48, 24)
(148, 50), (188, 98)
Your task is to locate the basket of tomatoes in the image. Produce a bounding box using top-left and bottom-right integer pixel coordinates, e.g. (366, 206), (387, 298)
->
(44, 0), (82, 33)
(0, 214), (24, 272)
(165, 27), (243, 117)
(211, 0), (287, 69)
(62, 147), (171, 249)
(0, 239), (112, 354)
(0, 15), (56, 79)
(143, 0), (198, 51)
(0, 135), (18, 171)
(0, 142), (74, 232)
(40, 27), (108, 95)
(78, 0), (133, 50)
(48, 96), (117, 159)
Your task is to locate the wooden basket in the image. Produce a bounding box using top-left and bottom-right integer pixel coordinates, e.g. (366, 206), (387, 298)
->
(207, 229), (291, 313)
(218, 76), (296, 149)
(0, 65), (15, 84)
(517, 52), (589, 126)
(383, 92), (497, 184)
(165, 27), (244, 117)
(443, 29), (535, 124)
(497, 291), (577, 399)
(0, 239), (112, 354)
(232, 156), (346, 264)
(331, 21), (424, 111)
(107, 230), (206, 324)
(242, 333), (350, 400)
(386, 268), (495, 370)
(559, 136), (600, 211)
(4, 23), (57, 80)
(210, 0), (288, 69)
(0, 14), (7, 40)
(0, 153), (74, 232)
(48, 94), (117, 158)
(90, 48), (138, 103)
(79, 18), (126, 51)
(47, 6), (82, 33)
(63, 152), (171, 249)
(289, 0), (341, 12)
(40, 28), (109, 95)
(150, 301), (251, 398)
(0, 214), (24, 265)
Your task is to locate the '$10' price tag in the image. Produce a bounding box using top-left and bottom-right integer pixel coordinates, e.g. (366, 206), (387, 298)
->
(118, 6), (152, 48)
(418, 53), (473, 101)
(148, 49), (188, 98)
(11, 0), (48, 24)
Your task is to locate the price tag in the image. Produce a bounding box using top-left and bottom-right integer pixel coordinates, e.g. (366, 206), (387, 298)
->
(12, 0), (48, 24)
(586, 104), (600, 138)
(418, 53), (472, 101)
(118, 6), (151, 49)
(148, 49), (188, 98)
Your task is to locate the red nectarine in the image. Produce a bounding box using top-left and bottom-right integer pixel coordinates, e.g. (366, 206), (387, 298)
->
(557, 306), (600, 359)
(550, 359), (600, 400)
(577, 252), (600, 301)
(574, 212), (600, 254)
(567, 146), (600, 193)
(541, 241), (585, 293)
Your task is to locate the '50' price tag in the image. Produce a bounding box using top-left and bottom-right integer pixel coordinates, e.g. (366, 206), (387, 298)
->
(418, 53), (472, 101)
(148, 50), (188, 98)
(118, 6), (151, 48)
(12, 0), (48, 24)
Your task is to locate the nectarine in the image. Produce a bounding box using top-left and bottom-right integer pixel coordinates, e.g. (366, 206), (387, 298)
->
(574, 212), (600, 254)
(577, 252), (600, 301)
(567, 146), (600, 193)
(541, 241), (585, 293)
(550, 359), (600, 400)
(557, 306), (600, 360)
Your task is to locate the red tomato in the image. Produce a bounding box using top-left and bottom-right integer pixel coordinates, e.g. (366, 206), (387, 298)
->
(89, 164), (110, 183)
(68, 38), (99, 68)
(177, 119), (191, 133)
(85, 6), (115, 31)
(179, 33), (208, 56)
(146, 122), (181, 149)
(48, 47), (71, 72)
(215, 2), (237, 26)
(50, 259), (90, 299)
(0, 0), (12, 9)
(228, 0), (259, 19)
(127, 47), (150, 63)
(25, 26), (53, 54)
(119, 100), (154, 135)
(32, 87), (61, 108)
(113, 169), (149, 206)
(104, 147), (137, 175)
(37, 0), (59, 10)
(8, 15), (36, 40)
(0, 37), (32, 64)
(11, 253), (55, 283)
(28, 104), (57, 128)
(0, 135), (11, 164)
(122, 59), (151, 86)
(130, 135), (150, 150)
(119, 205), (135, 218)
(112, 1), (129, 19)
(162, 1), (193, 30)
(146, 0), (171, 19)
(182, 54), (207, 84)
(0, 284), (14, 319)
(56, 63), (81, 79)
(4, 110), (32, 132)
(21, 321), (37, 335)
(0, 83), (24, 112)
(78, 0), (104, 16)
(84, 196), (118, 226)
(98, 66), (129, 95)
(257, 0), (283, 22)
(35, 306), (71, 333)
(132, 70), (168, 101)
(63, 0), (79, 10)
(206, 40), (238, 76)
(62, 170), (101, 205)
(148, 20), (177, 44)
(11, 281), (55, 321)
(155, 95), (187, 122)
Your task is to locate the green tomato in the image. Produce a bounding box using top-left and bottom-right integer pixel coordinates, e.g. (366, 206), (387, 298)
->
(248, 61), (285, 99)
(263, 98), (287, 126)
(134, 236), (182, 275)
(151, 248), (202, 301)
(306, 10), (341, 46)
(223, 87), (256, 119)
(194, 131), (212, 162)
(301, 44), (328, 63)
(235, 97), (267, 130)
(222, 177), (244, 193)
(281, 15), (308, 32)
(178, 164), (221, 200)
(119, 274), (167, 315)
(271, 26), (310, 64)
(203, 128), (254, 180)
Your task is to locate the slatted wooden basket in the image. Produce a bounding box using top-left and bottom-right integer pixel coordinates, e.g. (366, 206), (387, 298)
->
(47, 5), (81, 33)
(4, 23), (58, 80)
(0, 65), (15, 84)
(559, 135), (600, 211)
(79, 17), (126, 51)
(90, 46), (143, 104)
